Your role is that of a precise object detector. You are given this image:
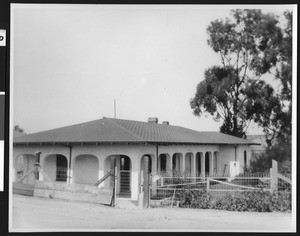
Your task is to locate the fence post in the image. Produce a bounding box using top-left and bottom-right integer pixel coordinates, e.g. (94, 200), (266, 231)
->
(114, 165), (118, 207)
(206, 178), (210, 192)
(138, 170), (144, 209)
(270, 160), (278, 193)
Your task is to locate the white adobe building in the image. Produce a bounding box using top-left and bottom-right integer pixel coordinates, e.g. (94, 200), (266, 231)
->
(13, 117), (258, 201)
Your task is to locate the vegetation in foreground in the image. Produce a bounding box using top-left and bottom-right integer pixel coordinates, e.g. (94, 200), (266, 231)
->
(176, 189), (291, 212)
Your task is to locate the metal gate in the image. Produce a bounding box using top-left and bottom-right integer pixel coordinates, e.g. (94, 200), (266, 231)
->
(118, 170), (131, 198)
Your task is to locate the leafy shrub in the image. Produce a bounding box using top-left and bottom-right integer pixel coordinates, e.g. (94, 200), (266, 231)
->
(249, 140), (291, 173)
(176, 189), (212, 209)
(175, 188), (291, 212)
(270, 191), (291, 212)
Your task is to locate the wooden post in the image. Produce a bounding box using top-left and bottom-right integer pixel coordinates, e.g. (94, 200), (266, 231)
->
(113, 165), (117, 207)
(35, 152), (41, 181)
(147, 173), (151, 208)
(33, 163), (39, 183)
(270, 160), (278, 193)
(206, 178), (210, 192)
(144, 157), (149, 208)
(138, 170), (144, 209)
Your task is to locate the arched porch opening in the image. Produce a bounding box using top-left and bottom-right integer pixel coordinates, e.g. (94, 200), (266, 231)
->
(195, 152), (203, 177)
(172, 153), (182, 176)
(213, 151), (219, 175)
(15, 154), (36, 184)
(104, 155), (132, 198)
(140, 154), (152, 174)
(184, 153), (193, 177)
(74, 154), (99, 185)
(205, 152), (211, 176)
(44, 154), (68, 182)
(157, 153), (170, 174)
(119, 155), (131, 197)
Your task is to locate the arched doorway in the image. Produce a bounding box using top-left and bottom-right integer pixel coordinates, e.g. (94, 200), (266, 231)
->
(105, 155), (132, 198)
(205, 152), (211, 176)
(15, 154), (36, 184)
(44, 154), (68, 182)
(119, 155), (131, 197)
(74, 155), (99, 185)
(195, 152), (203, 176)
(172, 153), (181, 175)
(56, 155), (68, 181)
(185, 153), (192, 176)
(158, 154), (167, 173)
(213, 152), (219, 175)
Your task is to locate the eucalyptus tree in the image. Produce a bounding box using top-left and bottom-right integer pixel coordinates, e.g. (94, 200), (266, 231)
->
(191, 9), (292, 141)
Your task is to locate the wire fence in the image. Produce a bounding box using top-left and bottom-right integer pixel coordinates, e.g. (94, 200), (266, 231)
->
(149, 170), (291, 208)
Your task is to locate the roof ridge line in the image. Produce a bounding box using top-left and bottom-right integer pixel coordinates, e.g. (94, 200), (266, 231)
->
(15, 119), (102, 137)
(104, 117), (144, 142)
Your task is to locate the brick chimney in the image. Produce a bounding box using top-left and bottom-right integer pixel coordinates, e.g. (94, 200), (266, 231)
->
(162, 121), (169, 125)
(148, 117), (158, 124)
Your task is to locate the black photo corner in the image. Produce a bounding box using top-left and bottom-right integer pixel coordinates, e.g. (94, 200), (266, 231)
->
(0, 0), (8, 233)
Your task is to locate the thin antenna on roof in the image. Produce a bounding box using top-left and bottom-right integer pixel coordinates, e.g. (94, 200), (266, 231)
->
(114, 99), (116, 118)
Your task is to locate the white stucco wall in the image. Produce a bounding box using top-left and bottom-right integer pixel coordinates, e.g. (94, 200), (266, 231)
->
(43, 155), (57, 182)
(74, 155), (99, 185)
(236, 145), (251, 171)
(218, 145), (235, 175)
(13, 142), (250, 200)
(218, 145), (251, 175)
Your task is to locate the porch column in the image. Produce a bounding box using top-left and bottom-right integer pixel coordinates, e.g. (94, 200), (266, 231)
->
(152, 155), (157, 175)
(180, 154), (185, 175)
(69, 155), (75, 184)
(66, 146), (73, 184)
(166, 154), (172, 173)
(191, 153), (196, 177)
(116, 156), (121, 195)
(201, 154), (205, 177)
(210, 153), (214, 176)
(157, 155), (161, 173)
(98, 157), (105, 187)
(38, 153), (44, 181)
(131, 155), (139, 201)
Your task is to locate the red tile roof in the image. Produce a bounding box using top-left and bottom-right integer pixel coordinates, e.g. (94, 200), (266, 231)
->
(13, 117), (258, 145)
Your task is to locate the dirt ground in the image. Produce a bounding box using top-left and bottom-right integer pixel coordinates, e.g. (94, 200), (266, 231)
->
(11, 194), (294, 232)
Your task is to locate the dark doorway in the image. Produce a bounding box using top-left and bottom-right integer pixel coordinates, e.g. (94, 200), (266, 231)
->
(56, 155), (68, 182)
(119, 155), (131, 197)
(172, 153), (180, 173)
(159, 154), (167, 172)
(205, 152), (210, 175)
(196, 152), (202, 175)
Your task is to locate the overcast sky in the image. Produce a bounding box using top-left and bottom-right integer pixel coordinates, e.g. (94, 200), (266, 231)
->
(11, 4), (294, 134)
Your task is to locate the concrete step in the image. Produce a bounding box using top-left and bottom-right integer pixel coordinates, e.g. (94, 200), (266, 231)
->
(116, 198), (139, 210)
